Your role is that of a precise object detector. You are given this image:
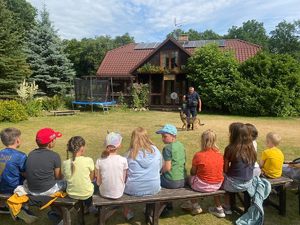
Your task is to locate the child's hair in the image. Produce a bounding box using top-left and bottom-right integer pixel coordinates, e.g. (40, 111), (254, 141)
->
(129, 127), (154, 159)
(201, 129), (218, 150)
(266, 132), (281, 146)
(0, 128), (21, 146)
(225, 123), (257, 165)
(101, 145), (117, 158)
(101, 132), (122, 159)
(67, 136), (85, 175)
(245, 123), (258, 141)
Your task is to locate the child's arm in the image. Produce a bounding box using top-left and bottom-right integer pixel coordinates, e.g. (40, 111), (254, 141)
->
(54, 168), (62, 180)
(259, 159), (265, 169)
(95, 168), (102, 185)
(89, 170), (95, 181)
(162, 160), (171, 173)
(223, 159), (229, 173)
(124, 169), (128, 182)
(190, 165), (197, 176)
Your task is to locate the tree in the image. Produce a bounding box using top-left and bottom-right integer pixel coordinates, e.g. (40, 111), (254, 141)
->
(238, 52), (300, 116)
(26, 7), (75, 96)
(186, 44), (240, 112)
(114, 32), (134, 47)
(167, 29), (221, 40)
(269, 20), (300, 57)
(4, 0), (36, 38)
(226, 20), (269, 49)
(64, 33), (134, 77)
(0, 0), (30, 97)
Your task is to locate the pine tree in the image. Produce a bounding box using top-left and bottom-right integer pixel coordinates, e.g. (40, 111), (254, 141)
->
(0, 0), (30, 97)
(26, 6), (75, 96)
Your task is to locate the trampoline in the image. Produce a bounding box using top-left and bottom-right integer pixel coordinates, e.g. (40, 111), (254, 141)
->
(72, 77), (116, 112)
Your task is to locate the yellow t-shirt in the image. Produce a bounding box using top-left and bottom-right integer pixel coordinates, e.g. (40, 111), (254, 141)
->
(62, 156), (94, 200)
(261, 147), (284, 178)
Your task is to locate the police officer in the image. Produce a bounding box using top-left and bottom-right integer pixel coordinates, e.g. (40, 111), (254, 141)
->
(183, 87), (202, 129)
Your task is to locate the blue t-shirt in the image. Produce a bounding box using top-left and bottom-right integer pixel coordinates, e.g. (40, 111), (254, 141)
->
(0, 148), (27, 193)
(125, 145), (162, 196)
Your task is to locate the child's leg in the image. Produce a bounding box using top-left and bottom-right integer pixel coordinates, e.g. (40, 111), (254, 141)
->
(123, 206), (134, 220)
(213, 195), (222, 208)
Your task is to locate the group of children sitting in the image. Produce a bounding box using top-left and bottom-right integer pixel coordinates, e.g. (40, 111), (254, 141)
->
(0, 122), (292, 224)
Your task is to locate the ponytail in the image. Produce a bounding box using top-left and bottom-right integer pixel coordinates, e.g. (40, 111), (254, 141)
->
(67, 136), (85, 176)
(101, 146), (116, 159)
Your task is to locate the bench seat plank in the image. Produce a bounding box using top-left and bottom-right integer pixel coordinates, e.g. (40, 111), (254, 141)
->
(93, 188), (225, 206)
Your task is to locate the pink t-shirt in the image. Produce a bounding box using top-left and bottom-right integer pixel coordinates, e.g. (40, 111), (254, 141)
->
(192, 148), (224, 184)
(95, 154), (128, 199)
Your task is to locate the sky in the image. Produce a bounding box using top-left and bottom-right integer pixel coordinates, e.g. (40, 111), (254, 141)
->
(27, 0), (300, 42)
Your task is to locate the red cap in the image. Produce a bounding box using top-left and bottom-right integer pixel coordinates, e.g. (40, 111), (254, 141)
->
(36, 128), (62, 145)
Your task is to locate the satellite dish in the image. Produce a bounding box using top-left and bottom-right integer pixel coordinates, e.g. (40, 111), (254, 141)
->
(170, 92), (178, 100)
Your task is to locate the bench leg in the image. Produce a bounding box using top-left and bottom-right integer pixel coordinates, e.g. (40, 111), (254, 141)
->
(298, 184), (300, 215)
(278, 185), (286, 216)
(98, 206), (106, 225)
(61, 206), (72, 225)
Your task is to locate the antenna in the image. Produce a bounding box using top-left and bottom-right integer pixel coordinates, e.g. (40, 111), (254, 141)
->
(173, 17), (184, 40)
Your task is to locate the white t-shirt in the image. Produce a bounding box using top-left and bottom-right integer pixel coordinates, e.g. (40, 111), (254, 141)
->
(95, 154), (128, 199)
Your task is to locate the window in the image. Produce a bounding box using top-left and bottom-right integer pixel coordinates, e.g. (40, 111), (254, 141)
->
(161, 51), (179, 69)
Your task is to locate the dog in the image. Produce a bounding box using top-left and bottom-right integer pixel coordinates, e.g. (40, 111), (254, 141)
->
(179, 108), (203, 131)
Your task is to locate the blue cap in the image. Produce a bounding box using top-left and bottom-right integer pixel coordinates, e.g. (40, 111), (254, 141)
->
(156, 124), (177, 136)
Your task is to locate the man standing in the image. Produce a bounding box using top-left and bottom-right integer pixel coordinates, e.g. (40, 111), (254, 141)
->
(183, 87), (202, 129)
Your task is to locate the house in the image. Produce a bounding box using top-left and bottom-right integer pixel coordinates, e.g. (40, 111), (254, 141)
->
(96, 36), (261, 108)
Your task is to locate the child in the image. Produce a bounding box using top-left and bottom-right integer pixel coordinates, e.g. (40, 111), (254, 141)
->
(181, 130), (224, 216)
(25, 127), (65, 223)
(260, 132), (284, 178)
(25, 128), (65, 195)
(156, 124), (186, 214)
(62, 136), (95, 213)
(0, 128), (27, 214)
(0, 128), (27, 194)
(124, 127), (162, 219)
(95, 132), (128, 220)
(245, 123), (261, 177)
(214, 122), (256, 217)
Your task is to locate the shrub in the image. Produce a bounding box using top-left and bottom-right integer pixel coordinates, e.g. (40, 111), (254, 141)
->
(0, 100), (28, 122)
(41, 95), (65, 111)
(25, 99), (43, 117)
(131, 83), (149, 109)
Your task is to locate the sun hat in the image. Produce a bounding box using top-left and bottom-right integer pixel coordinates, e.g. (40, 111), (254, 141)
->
(105, 132), (122, 148)
(156, 124), (177, 136)
(36, 128), (62, 145)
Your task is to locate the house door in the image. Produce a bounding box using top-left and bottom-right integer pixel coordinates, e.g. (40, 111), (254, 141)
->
(164, 80), (175, 105)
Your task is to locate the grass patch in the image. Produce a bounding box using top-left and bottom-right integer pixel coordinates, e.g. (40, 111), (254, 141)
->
(0, 111), (300, 225)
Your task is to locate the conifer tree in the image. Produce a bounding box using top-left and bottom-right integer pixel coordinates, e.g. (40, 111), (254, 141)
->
(0, 0), (30, 97)
(26, 6), (75, 96)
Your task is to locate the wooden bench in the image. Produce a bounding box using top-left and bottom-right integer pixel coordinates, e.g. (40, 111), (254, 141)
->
(50, 110), (80, 116)
(230, 177), (293, 216)
(93, 188), (225, 225)
(0, 193), (84, 225)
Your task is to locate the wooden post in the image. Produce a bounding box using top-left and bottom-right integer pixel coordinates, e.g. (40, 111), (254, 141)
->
(149, 74), (152, 106)
(161, 75), (164, 105)
(278, 185), (286, 216)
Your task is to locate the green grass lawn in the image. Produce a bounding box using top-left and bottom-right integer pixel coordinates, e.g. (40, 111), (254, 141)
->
(0, 110), (300, 225)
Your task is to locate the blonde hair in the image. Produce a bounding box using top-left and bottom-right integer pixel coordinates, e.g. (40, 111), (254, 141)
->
(266, 132), (281, 146)
(129, 127), (154, 159)
(201, 129), (218, 150)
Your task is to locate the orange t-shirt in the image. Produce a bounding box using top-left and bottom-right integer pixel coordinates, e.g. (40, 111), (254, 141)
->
(192, 148), (224, 184)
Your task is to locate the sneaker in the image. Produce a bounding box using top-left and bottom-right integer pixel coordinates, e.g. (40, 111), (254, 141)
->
(124, 210), (134, 221)
(17, 209), (39, 224)
(0, 206), (10, 214)
(209, 207), (226, 218)
(191, 205), (203, 215)
(180, 200), (193, 211)
(222, 205), (232, 215)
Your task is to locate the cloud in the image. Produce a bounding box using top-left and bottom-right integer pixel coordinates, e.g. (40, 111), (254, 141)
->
(27, 0), (300, 41)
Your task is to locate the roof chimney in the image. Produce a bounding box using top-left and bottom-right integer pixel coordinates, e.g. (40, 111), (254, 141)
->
(178, 34), (189, 42)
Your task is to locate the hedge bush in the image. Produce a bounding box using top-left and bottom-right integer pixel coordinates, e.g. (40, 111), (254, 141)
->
(0, 100), (28, 122)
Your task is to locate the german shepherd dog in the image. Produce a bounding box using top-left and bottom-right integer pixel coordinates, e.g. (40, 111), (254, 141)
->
(179, 108), (203, 130)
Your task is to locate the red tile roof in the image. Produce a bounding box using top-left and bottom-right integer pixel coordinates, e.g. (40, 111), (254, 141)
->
(97, 39), (261, 78)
